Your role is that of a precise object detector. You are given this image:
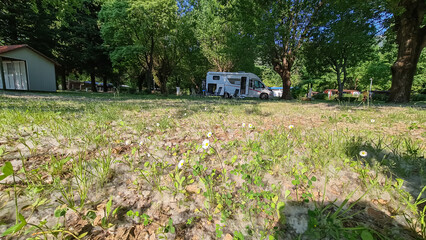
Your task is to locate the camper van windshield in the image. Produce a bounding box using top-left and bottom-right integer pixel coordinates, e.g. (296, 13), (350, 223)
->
(212, 76), (220, 80)
(254, 80), (264, 88)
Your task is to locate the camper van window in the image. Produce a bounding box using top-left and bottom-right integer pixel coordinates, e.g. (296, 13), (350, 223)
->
(228, 78), (240, 85)
(213, 76), (220, 80)
(249, 80), (253, 88)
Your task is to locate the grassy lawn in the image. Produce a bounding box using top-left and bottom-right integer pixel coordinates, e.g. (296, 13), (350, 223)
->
(0, 91), (425, 239)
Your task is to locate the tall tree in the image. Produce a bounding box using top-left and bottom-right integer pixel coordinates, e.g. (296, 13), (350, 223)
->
(100, 0), (195, 94)
(194, 0), (256, 72)
(250, 0), (323, 100)
(304, 0), (376, 99)
(59, 0), (112, 92)
(388, 0), (425, 102)
(99, 0), (178, 93)
(172, 2), (211, 93)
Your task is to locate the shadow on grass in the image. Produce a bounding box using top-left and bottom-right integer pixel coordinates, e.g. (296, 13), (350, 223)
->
(343, 136), (425, 198)
(270, 200), (423, 240)
(1, 91), (425, 115)
(0, 90), (267, 117)
(295, 98), (426, 109)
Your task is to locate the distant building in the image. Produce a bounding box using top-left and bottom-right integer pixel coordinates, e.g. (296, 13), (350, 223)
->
(0, 45), (58, 92)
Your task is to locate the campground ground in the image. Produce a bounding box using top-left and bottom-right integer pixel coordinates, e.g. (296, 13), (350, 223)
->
(0, 91), (425, 239)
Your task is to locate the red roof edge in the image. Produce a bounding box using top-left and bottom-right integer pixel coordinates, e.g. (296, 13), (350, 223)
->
(0, 44), (60, 66)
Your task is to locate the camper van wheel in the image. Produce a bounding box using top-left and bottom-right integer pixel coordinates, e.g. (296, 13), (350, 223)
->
(260, 93), (269, 100)
(224, 92), (230, 99)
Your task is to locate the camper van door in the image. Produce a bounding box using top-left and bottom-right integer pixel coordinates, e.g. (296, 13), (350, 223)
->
(240, 77), (247, 95)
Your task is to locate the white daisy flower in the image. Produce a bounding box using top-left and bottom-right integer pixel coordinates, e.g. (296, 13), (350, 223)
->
(207, 132), (212, 138)
(242, 123), (246, 127)
(248, 124), (253, 129)
(178, 159), (185, 169)
(359, 151), (367, 157)
(139, 141), (143, 146)
(125, 140), (131, 145)
(147, 153), (151, 157)
(156, 123), (160, 127)
(202, 139), (210, 149)
(371, 119), (375, 123)
(288, 125), (294, 129)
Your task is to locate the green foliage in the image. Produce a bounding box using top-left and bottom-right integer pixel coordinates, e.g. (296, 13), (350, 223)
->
(158, 218), (175, 238)
(0, 161), (13, 181)
(92, 152), (116, 187)
(127, 210), (152, 226)
(304, 0), (376, 98)
(304, 188), (380, 239)
(87, 197), (120, 229)
(258, 65), (282, 87)
(399, 185), (426, 239)
(1, 213), (27, 237)
(193, 0), (256, 72)
(0, 0), (59, 58)
(412, 94), (426, 101)
(99, 0), (201, 93)
(58, 0), (111, 84)
(413, 51), (426, 94)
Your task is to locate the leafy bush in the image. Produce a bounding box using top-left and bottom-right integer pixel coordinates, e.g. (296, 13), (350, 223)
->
(291, 86), (306, 98)
(129, 88), (137, 94)
(313, 93), (328, 100)
(412, 94), (426, 101)
(372, 94), (388, 101)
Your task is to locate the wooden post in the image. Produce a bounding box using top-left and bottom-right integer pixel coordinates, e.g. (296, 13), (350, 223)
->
(0, 57), (6, 90)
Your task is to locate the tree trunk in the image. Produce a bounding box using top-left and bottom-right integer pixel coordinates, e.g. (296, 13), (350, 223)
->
(103, 76), (108, 92)
(61, 69), (67, 90)
(274, 57), (293, 100)
(337, 70), (343, 100)
(137, 74), (143, 93)
(340, 62), (348, 100)
(146, 35), (155, 93)
(388, 0), (425, 103)
(145, 71), (152, 93)
(160, 78), (167, 95)
(91, 72), (97, 92)
(280, 69), (292, 100)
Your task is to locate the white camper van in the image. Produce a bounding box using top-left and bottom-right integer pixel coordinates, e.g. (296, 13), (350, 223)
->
(205, 72), (273, 99)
